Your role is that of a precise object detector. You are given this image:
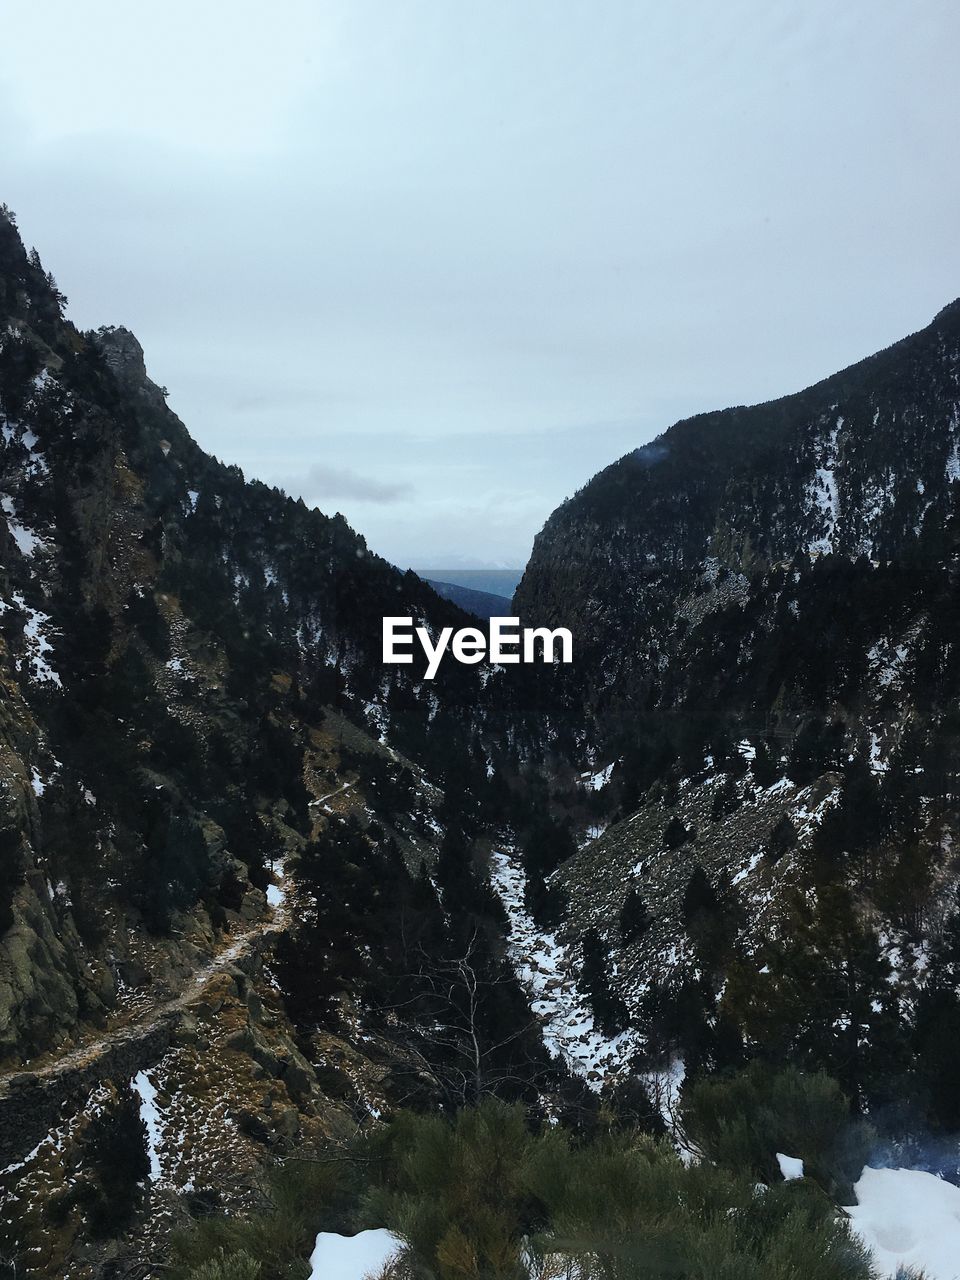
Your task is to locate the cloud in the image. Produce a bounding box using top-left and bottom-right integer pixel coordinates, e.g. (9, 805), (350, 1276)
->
(279, 462), (412, 505)
(630, 443), (669, 469)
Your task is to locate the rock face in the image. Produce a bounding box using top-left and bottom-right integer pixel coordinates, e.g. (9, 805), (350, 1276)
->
(94, 326), (164, 406)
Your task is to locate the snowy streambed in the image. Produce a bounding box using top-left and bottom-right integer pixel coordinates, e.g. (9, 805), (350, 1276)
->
(490, 850), (641, 1086)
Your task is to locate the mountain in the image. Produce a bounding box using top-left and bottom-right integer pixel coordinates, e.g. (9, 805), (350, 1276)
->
(422, 578), (511, 619)
(414, 568), (524, 599)
(0, 208), (562, 1275)
(516, 300), (960, 708)
(513, 299), (960, 1144)
(0, 207), (509, 1059)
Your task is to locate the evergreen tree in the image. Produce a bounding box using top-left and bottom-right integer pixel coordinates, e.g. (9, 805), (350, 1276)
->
(751, 738), (780, 788)
(521, 813), (576, 925)
(681, 865), (740, 983)
(618, 886), (650, 945)
(0, 818), (24, 934)
(766, 814), (797, 864)
(581, 928), (628, 1035)
(911, 900), (960, 1132)
(78, 1086), (150, 1237)
(662, 815), (690, 849)
(710, 776), (740, 821)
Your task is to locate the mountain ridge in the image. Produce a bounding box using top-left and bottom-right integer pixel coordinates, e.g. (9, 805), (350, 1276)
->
(515, 294), (960, 693)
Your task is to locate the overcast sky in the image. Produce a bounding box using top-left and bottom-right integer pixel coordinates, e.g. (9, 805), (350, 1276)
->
(2, 2), (959, 567)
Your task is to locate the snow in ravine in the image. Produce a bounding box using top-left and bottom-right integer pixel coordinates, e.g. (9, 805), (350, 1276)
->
(490, 850), (640, 1087)
(805, 419), (842, 556)
(132, 1070), (163, 1182)
(266, 864), (288, 908)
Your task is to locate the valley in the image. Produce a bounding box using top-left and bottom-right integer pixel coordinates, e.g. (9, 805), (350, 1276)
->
(2, 204), (960, 1278)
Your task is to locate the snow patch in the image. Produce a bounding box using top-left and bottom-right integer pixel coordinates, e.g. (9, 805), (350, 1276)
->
(132, 1070), (163, 1182)
(1, 494), (43, 556)
(731, 852), (762, 887)
(776, 1152), (804, 1180)
(845, 1166), (960, 1280)
(11, 593), (62, 687)
(309, 1229), (401, 1280)
(582, 763), (614, 791)
(805, 420), (842, 555)
(946, 436), (960, 485)
(491, 851), (640, 1087)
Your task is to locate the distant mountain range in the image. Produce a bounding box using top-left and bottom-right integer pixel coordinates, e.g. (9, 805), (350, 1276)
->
(423, 578), (514, 619)
(412, 568), (523, 600)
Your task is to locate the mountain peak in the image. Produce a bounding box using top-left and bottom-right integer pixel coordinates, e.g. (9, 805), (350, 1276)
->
(93, 324), (168, 407)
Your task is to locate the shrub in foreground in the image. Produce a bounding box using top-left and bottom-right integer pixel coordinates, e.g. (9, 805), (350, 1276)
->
(680, 1063), (874, 1200)
(367, 1097), (874, 1280)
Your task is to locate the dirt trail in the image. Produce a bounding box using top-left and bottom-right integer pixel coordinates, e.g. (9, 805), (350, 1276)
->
(0, 886), (292, 1097)
(310, 780), (353, 807)
(1, 782), (365, 1106)
(0, 780), (357, 1094)
(0, 779), (367, 1181)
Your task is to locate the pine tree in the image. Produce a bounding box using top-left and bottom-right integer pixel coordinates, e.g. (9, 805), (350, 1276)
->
(682, 865), (718, 921)
(710, 776), (740, 821)
(581, 928), (628, 1035)
(682, 865), (740, 983)
(0, 818), (24, 934)
(751, 738), (780, 787)
(766, 814), (797, 864)
(78, 1086), (150, 1237)
(662, 815), (690, 849)
(912, 899), (960, 1131)
(618, 886), (650, 945)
